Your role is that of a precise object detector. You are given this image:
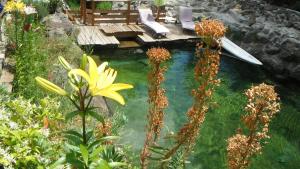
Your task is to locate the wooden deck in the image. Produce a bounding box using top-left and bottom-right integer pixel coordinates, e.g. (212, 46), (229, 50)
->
(137, 23), (198, 44)
(100, 24), (144, 37)
(76, 23), (200, 47)
(77, 26), (120, 46)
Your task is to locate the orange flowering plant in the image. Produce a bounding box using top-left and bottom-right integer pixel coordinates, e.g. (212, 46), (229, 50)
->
(140, 19), (226, 168)
(141, 47), (171, 168)
(227, 83), (280, 169)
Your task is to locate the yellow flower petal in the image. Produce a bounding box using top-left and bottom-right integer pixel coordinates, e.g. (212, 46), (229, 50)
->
(35, 77), (68, 96)
(97, 62), (108, 74)
(69, 69), (91, 84)
(87, 56), (99, 88)
(101, 69), (117, 89)
(58, 56), (72, 70)
(106, 83), (134, 91)
(93, 89), (125, 105)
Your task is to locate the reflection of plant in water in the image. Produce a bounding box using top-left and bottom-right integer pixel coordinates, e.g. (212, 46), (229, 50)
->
(141, 47), (171, 169)
(227, 83), (280, 169)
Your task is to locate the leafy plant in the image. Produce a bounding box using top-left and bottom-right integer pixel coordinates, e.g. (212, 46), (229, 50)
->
(4, 0), (26, 49)
(36, 54), (133, 168)
(0, 94), (63, 168)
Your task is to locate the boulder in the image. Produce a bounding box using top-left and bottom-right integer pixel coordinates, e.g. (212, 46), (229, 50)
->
(160, 0), (300, 81)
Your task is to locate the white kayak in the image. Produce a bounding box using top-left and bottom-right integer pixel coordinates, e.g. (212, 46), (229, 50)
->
(221, 37), (263, 65)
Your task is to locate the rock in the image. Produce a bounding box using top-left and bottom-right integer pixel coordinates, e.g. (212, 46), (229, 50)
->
(264, 44), (281, 55)
(290, 65), (300, 80)
(42, 12), (73, 37)
(134, 49), (144, 54)
(186, 0), (300, 81)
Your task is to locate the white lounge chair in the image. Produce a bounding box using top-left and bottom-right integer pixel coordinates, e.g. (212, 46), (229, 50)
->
(138, 8), (169, 37)
(179, 6), (195, 31)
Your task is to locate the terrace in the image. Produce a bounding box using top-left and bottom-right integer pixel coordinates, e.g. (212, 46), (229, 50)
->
(64, 0), (200, 47)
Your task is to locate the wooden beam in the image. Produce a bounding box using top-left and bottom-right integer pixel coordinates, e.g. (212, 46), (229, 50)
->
(126, 0), (130, 25)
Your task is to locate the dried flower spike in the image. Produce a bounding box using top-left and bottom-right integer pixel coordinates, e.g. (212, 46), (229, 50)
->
(141, 47), (171, 169)
(227, 83), (280, 169)
(146, 47), (171, 63)
(195, 19), (226, 39)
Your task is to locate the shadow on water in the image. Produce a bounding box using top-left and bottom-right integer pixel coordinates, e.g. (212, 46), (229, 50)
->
(93, 46), (300, 169)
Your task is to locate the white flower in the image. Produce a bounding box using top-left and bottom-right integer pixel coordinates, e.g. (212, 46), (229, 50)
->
(0, 147), (16, 166)
(8, 122), (18, 129)
(40, 128), (50, 137)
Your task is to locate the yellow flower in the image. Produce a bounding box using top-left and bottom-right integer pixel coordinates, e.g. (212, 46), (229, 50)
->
(35, 77), (68, 96)
(15, 1), (25, 11)
(69, 56), (133, 105)
(4, 1), (14, 12)
(4, 0), (25, 12)
(58, 56), (72, 71)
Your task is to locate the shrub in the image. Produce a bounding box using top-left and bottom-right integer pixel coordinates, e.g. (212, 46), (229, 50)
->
(96, 2), (113, 10)
(0, 94), (63, 168)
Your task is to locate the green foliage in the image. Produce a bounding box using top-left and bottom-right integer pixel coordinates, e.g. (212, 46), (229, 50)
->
(67, 0), (80, 10)
(96, 2), (113, 10)
(0, 94), (63, 168)
(48, 0), (61, 14)
(154, 0), (165, 7)
(12, 25), (48, 99)
(23, 0), (50, 19)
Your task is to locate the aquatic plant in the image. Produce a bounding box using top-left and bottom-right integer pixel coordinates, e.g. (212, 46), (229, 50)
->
(227, 83), (280, 169)
(36, 54), (133, 168)
(141, 47), (171, 168)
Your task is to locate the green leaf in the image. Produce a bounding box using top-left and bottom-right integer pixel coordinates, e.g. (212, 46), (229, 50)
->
(108, 162), (127, 168)
(65, 143), (80, 153)
(64, 130), (83, 145)
(65, 110), (80, 121)
(149, 147), (165, 155)
(64, 130), (82, 138)
(49, 156), (66, 169)
(88, 140), (102, 150)
(66, 153), (85, 168)
(87, 111), (104, 123)
(86, 130), (94, 143)
(99, 136), (120, 142)
(64, 134), (83, 145)
(80, 144), (89, 166)
(90, 146), (104, 160)
(95, 159), (111, 169)
(150, 145), (170, 151)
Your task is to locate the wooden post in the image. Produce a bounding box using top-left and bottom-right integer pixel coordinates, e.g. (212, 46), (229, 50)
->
(80, 0), (83, 21)
(83, 0), (87, 24)
(126, 0), (130, 25)
(92, 0), (96, 26)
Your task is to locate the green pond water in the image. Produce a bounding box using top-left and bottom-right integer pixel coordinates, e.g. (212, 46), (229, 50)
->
(96, 47), (300, 169)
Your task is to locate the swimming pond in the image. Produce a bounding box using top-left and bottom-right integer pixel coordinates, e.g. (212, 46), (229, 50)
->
(95, 47), (300, 169)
